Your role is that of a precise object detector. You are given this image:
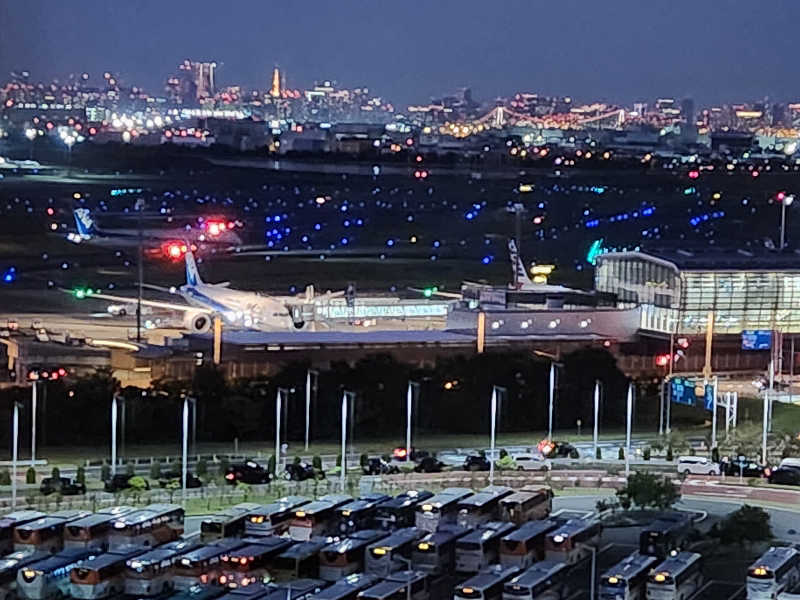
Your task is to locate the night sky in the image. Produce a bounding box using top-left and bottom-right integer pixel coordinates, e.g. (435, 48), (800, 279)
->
(1, 0), (798, 108)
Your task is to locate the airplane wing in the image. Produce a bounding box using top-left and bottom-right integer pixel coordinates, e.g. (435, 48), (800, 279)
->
(63, 289), (198, 313)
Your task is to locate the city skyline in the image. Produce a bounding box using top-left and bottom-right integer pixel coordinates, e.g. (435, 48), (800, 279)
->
(2, 0), (800, 108)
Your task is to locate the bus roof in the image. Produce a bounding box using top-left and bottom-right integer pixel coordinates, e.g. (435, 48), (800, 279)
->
(216, 585), (271, 600)
(227, 538), (293, 559)
(276, 538), (328, 560)
(97, 506), (137, 517)
(170, 585), (228, 600)
(323, 530), (388, 554)
(295, 497), (351, 516)
(311, 573), (380, 600)
(0, 550), (49, 574)
(180, 539), (246, 563)
(749, 547), (800, 572)
(601, 552), (658, 581)
(651, 552), (702, 578)
(339, 495), (391, 515)
(457, 486), (513, 509)
(499, 488), (551, 505)
(17, 516), (71, 531)
(502, 520), (557, 542)
(507, 561), (568, 587)
(416, 525), (469, 547)
(68, 513), (121, 529)
(457, 565), (521, 590)
(26, 547), (98, 572)
(548, 519), (600, 539)
(358, 577), (419, 600)
(378, 490), (433, 510)
(270, 578), (328, 594)
(259, 496), (311, 516)
(78, 547), (146, 571)
(127, 540), (202, 568)
(367, 527), (423, 551)
(418, 488), (473, 510)
(458, 521), (516, 544)
(3, 510), (45, 523)
(49, 509), (92, 521)
(642, 513), (692, 534)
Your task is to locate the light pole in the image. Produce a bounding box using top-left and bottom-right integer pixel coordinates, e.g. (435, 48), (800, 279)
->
(111, 393), (119, 476)
(711, 377), (718, 450)
(181, 395), (190, 506)
(340, 391), (355, 491)
(305, 369), (317, 451)
(548, 363), (556, 440)
(406, 381), (419, 462)
(489, 386), (505, 486)
(11, 401), (20, 509)
(625, 381), (633, 477)
(31, 381), (37, 464)
(275, 388), (288, 476)
(780, 194), (795, 251)
(593, 380), (601, 459)
(25, 128), (36, 160)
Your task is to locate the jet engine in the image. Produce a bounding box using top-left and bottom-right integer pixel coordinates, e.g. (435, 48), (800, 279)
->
(184, 311), (212, 334)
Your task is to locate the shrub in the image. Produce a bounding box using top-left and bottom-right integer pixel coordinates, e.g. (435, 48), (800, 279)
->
(267, 455), (276, 476)
(0, 469), (11, 485)
(51, 467), (60, 480)
(643, 447), (651, 461)
(125, 463), (135, 476)
(496, 455), (517, 471)
(76, 466), (86, 485)
(666, 446), (674, 462)
(711, 447), (720, 463)
(336, 454), (342, 467)
(618, 447), (625, 461)
(128, 476), (148, 491)
(150, 462), (162, 480)
(196, 459), (207, 477)
(596, 447), (602, 460)
(499, 449), (508, 459)
(25, 467), (36, 484)
(359, 453), (369, 467)
(218, 457), (229, 476)
(312, 456), (322, 470)
(101, 463), (111, 481)
(293, 456), (302, 465)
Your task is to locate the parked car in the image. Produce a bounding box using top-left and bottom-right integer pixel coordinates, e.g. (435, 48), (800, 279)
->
(284, 462), (323, 481)
(392, 447), (430, 461)
(463, 454), (491, 472)
(676, 456), (720, 476)
(104, 474), (150, 493)
(40, 477), (86, 496)
(768, 465), (800, 485)
(158, 470), (203, 488)
(538, 440), (580, 459)
(512, 454), (552, 471)
(225, 460), (270, 485)
(720, 456), (768, 477)
(414, 456), (444, 473)
(363, 458), (399, 475)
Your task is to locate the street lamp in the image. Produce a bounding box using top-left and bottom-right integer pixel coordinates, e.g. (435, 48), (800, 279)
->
(24, 128), (36, 160)
(488, 385), (506, 486)
(275, 387), (289, 476)
(780, 193), (795, 251)
(305, 370), (318, 451)
(11, 401), (20, 509)
(406, 381), (420, 462)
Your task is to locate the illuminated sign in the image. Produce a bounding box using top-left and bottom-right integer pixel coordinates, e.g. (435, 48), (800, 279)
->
(742, 330), (772, 351)
(586, 238), (605, 265)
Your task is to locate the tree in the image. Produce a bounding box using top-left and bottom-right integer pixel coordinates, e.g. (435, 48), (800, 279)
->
(150, 462), (161, 480)
(617, 471), (680, 509)
(75, 467), (85, 485)
(711, 505), (771, 546)
(0, 469), (11, 485)
(267, 455), (276, 476)
(25, 467), (36, 484)
(618, 447), (625, 460)
(128, 476), (148, 491)
(51, 467), (60, 480)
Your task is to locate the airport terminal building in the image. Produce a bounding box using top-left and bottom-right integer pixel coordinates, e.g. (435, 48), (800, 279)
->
(595, 247), (800, 335)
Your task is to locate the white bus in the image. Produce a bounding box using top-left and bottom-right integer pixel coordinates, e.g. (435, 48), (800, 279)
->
(544, 520), (602, 565)
(245, 496), (310, 537)
(64, 507), (136, 550)
(456, 487), (513, 529)
(747, 547), (800, 600)
(108, 504), (184, 549)
(0, 512), (45, 555)
(415, 488), (473, 533)
(454, 565), (520, 600)
(646, 552), (703, 600)
(289, 495), (352, 541)
(455, 521), (517, 573)
(124, 540), (202, 597)
(498, 520), (557, 568)
(599, 552), (658, 600)
(14, 511), (91, 554)
(365, 527), (424, 575)
(171, 539), (246, 591)
(69, 546), (146, 599)
(217, 536), (293, 588)
(200, 503), (263, 542)
(319, 530), (388, 582)
(17, 547), (99, 600)
(0, 550), (50, 600)
(502, 561), (570, 600)
(498, 487), (552, 525)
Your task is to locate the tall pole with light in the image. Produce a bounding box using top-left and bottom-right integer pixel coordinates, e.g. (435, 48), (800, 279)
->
(548, 363), (556, 440)
(181, 395), (190, 506)
(305, 370), (317, 451)
(25, 128), (36, 160)
(406, 381), (419, 462)
(779, 192), (795, 251)
(11, 401), (20, 509)
(275, 388), (288, 476)
(340, 391), (355, 491)
(625, 381), (633, 477)
(593, 380), (601, 459)
(30, 380), (37, 464)
(111, 393), (119, 476)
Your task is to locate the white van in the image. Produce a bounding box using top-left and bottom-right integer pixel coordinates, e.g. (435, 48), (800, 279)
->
(676, 456), (720, 475)
(779, 458), (800, 469)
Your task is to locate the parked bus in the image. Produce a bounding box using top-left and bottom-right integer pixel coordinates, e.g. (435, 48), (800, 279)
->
(415, 488), (473, 533)
(218, 536), (294, 588)
(69, 545), (146, 599)
(289, 495), (352, 541)
(268, 578), (328, 600)
(109, 504), (184, 550)
(14, 512), (91, 553)
(544, 520), (602, 565)
(453, 565), (520, 600)
(64, 507), (137, 550)
(639, 514), (693, 559)
(335, 494), (391, 535)
(499, 520), (557, 568)
(246, 497), (311, 537)
(16, 547), (99, 600)
(456, 522), (517, 573)
(124, 539), (202, 597)
(319, 530), (388, 582)
(411, 526), (468, 575)
(201, 503), (263, 543)
(599, 552), (658, 600)
(502, 561), (570, 600)
(646, 552), (703, 600)
(456, 486), (513, 529)
(0, 512), (46, 555)
(0, 550), (49, 600)
(170, 584), (228, 600)
(272, 539), (328, 582)
(498, 487), (553, 525)
(310, 574), (380, 600)
(215, 585), (272, 600)
(747, 547), (800, 600)
(172, 539), (246, 591)
(374, 491), (433, 531)
(358, 571), (429, 600)
(365, 527), (424, 575)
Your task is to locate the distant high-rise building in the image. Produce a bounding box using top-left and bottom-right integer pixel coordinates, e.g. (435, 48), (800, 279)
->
(681, 98), (695, 124)
(176, 60), (217, 102)
(270, 66), (281, 98)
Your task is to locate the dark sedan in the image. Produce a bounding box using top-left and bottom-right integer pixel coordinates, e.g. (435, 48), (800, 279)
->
(224, 460), (270, 485)
(40, 477), (86, 496)
(768, 465), (800, 485)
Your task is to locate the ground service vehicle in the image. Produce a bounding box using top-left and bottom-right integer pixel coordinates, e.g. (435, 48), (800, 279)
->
(17, 547), (99, 600)
(411, 526), (468, 575)
(246, 496), (310, 536)
(335, 495), (391, 535)
(172, 539), (246, 590)
(218, 536), (293, 588)
(124, 540), (202, 597)
(639, 514), (693, 559)
(498, 520), (557, 568)
(319, 530), (388, 581)
(365, 527), (424, 575)
(502, 561), (570, 600)
(415, 488), (473, 532)
(0, 512), (46, 555)
(289, 495), (353, 541)
(454, 565), (521, 600)
(310, 573), (380, 600)
(64, 507), (137, 550)
(374, 491), (433, 531)
(720, 457), (768, 478)
(676, 456), (720, 476)
(455, 522), (517, 573)
(15, 511), (91, 553)
(0, 550), (49, 600)
(200, 503), (263, 542)
(108, 504), (184, 549)
(456, 486), (513, 528)
(599, 552), (658, 600)
(498, 487), (553, 524)
(363, 459), (399, 476)
(40, 478), (86, 496)
(225, 461), (270, 485)
(358, 571), (429, 600)
(544, 520), (602, 565)
(747, 547), (800, 600)
(272, 538), (328, 581)
(646, 552), (703, 600)
(69, 546), (146, 599)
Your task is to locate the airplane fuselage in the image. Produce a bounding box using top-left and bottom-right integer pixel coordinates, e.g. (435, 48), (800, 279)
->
(179, 283), (297, 330)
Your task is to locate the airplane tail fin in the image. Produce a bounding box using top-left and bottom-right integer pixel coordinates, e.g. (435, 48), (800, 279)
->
(508, 239), (534, 288)
(73, 208), (97, 237)
(185, 250), (204, 287)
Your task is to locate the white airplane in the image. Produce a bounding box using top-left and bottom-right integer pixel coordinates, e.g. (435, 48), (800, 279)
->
(508, 239), (572, 293)
(77, 251), (340, 333)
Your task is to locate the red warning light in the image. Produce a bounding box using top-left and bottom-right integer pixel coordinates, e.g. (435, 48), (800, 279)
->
(688, 170), (699, 179)
(655, 354), (671, 367)
(206, 220), (226, 236)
